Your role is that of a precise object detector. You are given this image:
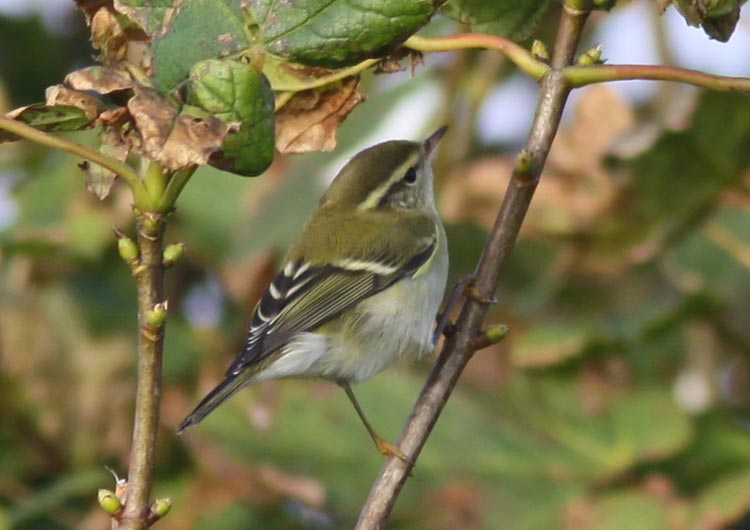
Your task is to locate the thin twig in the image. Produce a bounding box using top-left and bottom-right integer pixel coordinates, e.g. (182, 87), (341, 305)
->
(354, 5), (591, 529)
(0, 116), (146, 203)
(119, 213), (167, 530)
(564, 63), (750, 92)
(405, 34), (549, 81)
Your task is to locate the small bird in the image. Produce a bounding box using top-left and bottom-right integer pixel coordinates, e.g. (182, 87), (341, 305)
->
(177, 127), (449, 461)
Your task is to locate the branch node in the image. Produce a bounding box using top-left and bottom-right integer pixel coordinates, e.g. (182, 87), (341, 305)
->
(144, 301), (168, 329)
(140, 212), (165, 238)
(464, 282), (498, 305)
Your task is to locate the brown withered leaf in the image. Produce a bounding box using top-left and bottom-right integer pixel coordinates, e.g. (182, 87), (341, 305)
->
(74, 0), (111, 24)
(128, 87), (231, 171)
(375, 48), (424, 75)
(45, 85), (102, 121)
(90, 7), (129, 62)
(442, 86), (633, 238)
(275, 77), (365, 154)
(419, 481), (486, 530)
(65, 66), (134, 95)
(81, 127), (129, 200)
(96, 106), (130, 127)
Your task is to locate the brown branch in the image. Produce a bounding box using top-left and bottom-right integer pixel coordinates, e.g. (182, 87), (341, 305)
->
(354, 5), (591, 529)
(119, 212), (167, 530)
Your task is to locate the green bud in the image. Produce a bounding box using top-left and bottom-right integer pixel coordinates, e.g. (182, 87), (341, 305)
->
(117, 236), (139, 264)
(98, 489), (122, 515)
(576, 44), (603, 65)
(163, 242), (186, 267)
(150, 497), (172, 519)
(531, 40), (550, 63)
(485, 324), (509, 345)
(145, 301), (168, 327)
(141, 212), (163, 235)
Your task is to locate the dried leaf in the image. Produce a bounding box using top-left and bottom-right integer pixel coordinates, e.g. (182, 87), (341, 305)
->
(65, 66), (134, 95)
(97, 106), (130, 127)
(74, 0), (110, 24)
(128, 87), (231, 171)
(82, 128), (129, 200)
(419, 481), (486, 530)
(1, 104), (94, 143)
(45, 85), (102, 121)
(90, 7), (129, 61)
(275, 77), (365, 154)
(374, 48), (424, 75)
(442, 86), (632, 237)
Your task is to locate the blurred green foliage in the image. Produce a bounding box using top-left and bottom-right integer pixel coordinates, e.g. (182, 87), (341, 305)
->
(1, 3), (750, 530)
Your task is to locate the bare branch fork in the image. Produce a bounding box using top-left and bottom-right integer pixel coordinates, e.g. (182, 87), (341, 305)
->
(355, 5), (591, 529)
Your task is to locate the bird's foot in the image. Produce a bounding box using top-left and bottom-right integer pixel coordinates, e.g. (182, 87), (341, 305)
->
(374, 437), (413, 466)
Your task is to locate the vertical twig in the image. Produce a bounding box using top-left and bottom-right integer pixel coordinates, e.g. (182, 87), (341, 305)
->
(119, 212), (166, 530)
(354, 5), (591, 529)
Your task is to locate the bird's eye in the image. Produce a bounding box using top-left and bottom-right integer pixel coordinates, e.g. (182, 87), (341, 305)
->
(403, 166), (418, 185)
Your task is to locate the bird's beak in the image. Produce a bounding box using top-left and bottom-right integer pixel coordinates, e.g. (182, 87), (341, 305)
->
(423, 125), (448, 157)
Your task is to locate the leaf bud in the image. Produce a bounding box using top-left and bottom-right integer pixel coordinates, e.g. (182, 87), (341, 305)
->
(150, 497), (172, 519)
(576, 44), (603, 65)
(98, 489), (123, 516)
(145, 301), (169, 327)
(163, 242), (186, 267)
(117, 236), (139, 264)
(531, 40), (550, 63)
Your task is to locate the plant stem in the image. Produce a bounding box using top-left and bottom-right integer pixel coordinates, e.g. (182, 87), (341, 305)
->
(405, 34), (549, 81)
(564, 63), (750, 92)
(119, 213), (166, 530)
(158, 167), (196, 211)
(354, 5), (590, 529)
(0, 116), (146, 203)
(270, 58), (380, 92)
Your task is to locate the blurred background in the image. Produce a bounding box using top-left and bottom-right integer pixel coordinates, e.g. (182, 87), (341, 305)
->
(1, 1), (750, 529)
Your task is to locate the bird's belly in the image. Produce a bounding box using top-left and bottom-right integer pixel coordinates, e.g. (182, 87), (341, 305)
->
(310, 267), (446, 383)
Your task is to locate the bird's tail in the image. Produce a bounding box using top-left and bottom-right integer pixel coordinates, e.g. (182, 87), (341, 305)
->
(176, 373), (248, 434)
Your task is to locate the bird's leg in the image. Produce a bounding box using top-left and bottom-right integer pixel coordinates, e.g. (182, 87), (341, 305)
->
(339, 382), (412, 464)
(433, 275), (474, 344)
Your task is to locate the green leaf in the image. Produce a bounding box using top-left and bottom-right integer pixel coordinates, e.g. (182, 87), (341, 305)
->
(580, 491), (668, 530)
(114, 0), (173, 36)
(151, 0), (249, 92)
(604, 91), (750, 253)
(441, 0), (551, 41)
(668, 207), (750, 302)
(511, 320), (590, 367)
(247, 0), (436, 67)
(189, 59), (275, 176)
(0, 105), (92, 142)
(689, 470), (750, 527)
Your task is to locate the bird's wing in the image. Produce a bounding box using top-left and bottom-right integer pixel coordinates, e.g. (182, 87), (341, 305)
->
(225, 237), (437, 376)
